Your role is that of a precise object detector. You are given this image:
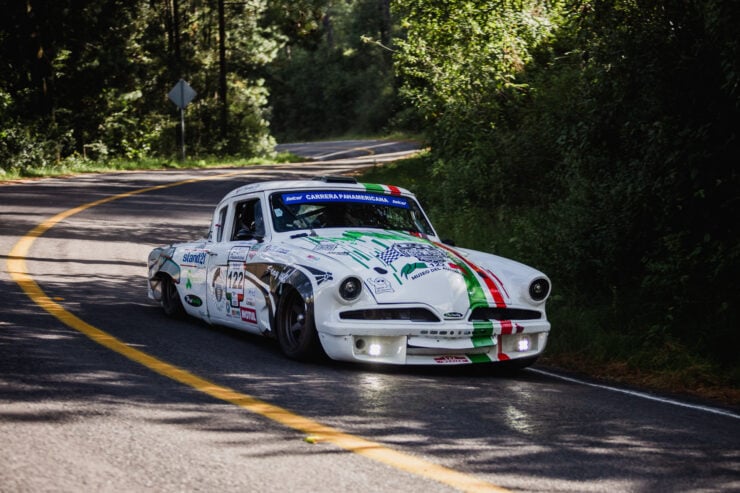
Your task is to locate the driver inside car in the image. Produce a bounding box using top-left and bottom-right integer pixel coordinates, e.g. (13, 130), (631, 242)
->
(234, 200), (264, 241)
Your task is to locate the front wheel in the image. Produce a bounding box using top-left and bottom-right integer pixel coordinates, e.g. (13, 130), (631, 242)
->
(275, 288), (323, 361)
(161, 276), (185, 318)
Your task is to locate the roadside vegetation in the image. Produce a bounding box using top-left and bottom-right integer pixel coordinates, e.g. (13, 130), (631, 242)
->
(2, 1), (737, 403)
(0, 154), (302, 181)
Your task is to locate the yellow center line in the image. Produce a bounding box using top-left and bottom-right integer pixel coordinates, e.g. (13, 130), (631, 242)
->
(6, 171), (509, 493)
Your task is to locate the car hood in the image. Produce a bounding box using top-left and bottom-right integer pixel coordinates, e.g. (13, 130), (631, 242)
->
(279, 229), (545, 313)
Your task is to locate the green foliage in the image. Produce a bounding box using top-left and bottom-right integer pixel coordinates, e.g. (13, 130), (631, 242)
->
(267, 0), (398, 141)
(390, 0), (740, 384)
(0, 0), (285, 170)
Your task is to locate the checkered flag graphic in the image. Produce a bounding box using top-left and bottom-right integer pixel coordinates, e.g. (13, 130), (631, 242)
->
(376, 246), (401, 265)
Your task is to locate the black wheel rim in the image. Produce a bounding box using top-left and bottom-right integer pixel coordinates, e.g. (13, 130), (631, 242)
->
(163, 279), (178, 310)
(282, 291), (306, 351)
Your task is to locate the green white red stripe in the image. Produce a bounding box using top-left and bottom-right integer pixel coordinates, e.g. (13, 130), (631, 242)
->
(434, 241), (508, 308)
(362, 183), (402, 195)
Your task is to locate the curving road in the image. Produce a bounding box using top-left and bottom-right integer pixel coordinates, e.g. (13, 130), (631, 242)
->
(1, 141), (739, 492)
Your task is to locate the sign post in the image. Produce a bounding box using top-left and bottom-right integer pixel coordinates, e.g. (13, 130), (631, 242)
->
(168, 79), (197, 161)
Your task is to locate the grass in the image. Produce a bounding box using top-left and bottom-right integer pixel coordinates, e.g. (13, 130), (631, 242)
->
(0, 152), (304, 182)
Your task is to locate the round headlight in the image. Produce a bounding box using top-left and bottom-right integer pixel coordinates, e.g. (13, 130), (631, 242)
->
(339, 277), (362, 301)
(529, 278), (550, 302)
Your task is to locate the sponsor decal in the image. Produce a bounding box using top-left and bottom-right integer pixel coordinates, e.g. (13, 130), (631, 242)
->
(268, 263), (333, 286)
(300, 264), (334, 285)
(434, 355), (470, 364)
(265, 245), (291, 255)
(212, 267), (225, 302)
(377, 242), (448, 266)
(229, 247), (250, 262)
(267, 265), (295, 284)
(400, 262), (428, 279)
(367, 277), (393, 294)
(240, 307), (257, 324)
(314, 242), (349, 255)
(243, 288), (259, 306)
(184, 294), (203, 307)
(181, 250), (208, 267)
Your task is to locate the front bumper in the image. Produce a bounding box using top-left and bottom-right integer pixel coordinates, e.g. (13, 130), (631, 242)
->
(317, 320), (550, 365)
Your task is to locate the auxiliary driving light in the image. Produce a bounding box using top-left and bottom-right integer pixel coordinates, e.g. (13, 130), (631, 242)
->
(353, 336), (405, 363)
(517, 336), (531, 352)
(502, 333), (538, 354)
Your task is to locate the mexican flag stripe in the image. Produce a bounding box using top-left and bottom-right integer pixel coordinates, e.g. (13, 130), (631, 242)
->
(497, 337), (510, 361)
(467, 353), (493, 363)
(362, 183), (385, 193)
(434, 242), (507, 308)
(449, 255), (488, 308)
(472, 336), (495, 348)
(473, 321), (494, 337)
(362, 182), (403, 196)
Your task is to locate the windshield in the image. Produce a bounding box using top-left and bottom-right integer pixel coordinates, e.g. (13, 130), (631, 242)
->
(269, 190), (435, 236)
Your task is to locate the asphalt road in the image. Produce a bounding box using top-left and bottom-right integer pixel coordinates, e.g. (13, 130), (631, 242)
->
(1, 141), (739, 492)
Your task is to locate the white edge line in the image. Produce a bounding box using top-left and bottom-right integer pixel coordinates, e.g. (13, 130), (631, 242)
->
(528, 368), (740, 420)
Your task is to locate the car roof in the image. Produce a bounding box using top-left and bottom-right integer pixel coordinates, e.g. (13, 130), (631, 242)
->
(221, 177), (415, 203)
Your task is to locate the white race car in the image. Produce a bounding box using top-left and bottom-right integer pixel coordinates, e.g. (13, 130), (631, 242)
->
(148, 176), (551, 366)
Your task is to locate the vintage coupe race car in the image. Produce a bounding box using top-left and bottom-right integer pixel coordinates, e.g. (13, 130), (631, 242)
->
(148, 176), (551, 366)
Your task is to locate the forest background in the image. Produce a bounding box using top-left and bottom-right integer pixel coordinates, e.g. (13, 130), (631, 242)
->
(1, 0), (738, 401)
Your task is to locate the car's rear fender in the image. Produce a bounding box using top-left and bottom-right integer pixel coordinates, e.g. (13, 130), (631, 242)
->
(147, 247), (181, 301)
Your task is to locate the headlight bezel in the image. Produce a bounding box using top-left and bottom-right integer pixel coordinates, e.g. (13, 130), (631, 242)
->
(338, 276), (363, 302)
(528, 277), (551, 303)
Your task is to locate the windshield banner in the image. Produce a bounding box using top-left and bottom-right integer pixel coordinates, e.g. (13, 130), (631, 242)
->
(281, 191), (409, 209)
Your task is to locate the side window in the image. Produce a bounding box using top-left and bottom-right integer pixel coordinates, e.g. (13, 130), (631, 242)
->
(216, 206), (228, 242)
(232, 198), (264, 241)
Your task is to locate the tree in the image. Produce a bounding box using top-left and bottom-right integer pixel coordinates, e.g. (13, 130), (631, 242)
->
(266, 0), (399, 141)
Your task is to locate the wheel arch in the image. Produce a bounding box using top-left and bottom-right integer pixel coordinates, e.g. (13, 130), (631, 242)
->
(270, 265), (315, 322)
(147, 247), (181, 301)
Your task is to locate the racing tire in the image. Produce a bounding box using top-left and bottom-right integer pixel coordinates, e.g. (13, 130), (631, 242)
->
(161, 276), (185, 318)
(275, 288), (323, 361)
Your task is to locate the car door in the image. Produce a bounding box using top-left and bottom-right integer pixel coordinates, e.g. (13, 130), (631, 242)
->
(206, 196), (267, 334)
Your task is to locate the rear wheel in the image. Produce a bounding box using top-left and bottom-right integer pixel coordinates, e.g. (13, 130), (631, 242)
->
(161, 276), (185, 318)
(275, 288), (323, 361)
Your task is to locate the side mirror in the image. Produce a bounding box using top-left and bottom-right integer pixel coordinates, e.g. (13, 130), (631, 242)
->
(442, 238), (456, 247)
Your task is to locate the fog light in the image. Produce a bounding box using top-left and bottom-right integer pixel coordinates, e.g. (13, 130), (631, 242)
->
(517, 337), (531, 352)
(352, 336), (406, 363)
